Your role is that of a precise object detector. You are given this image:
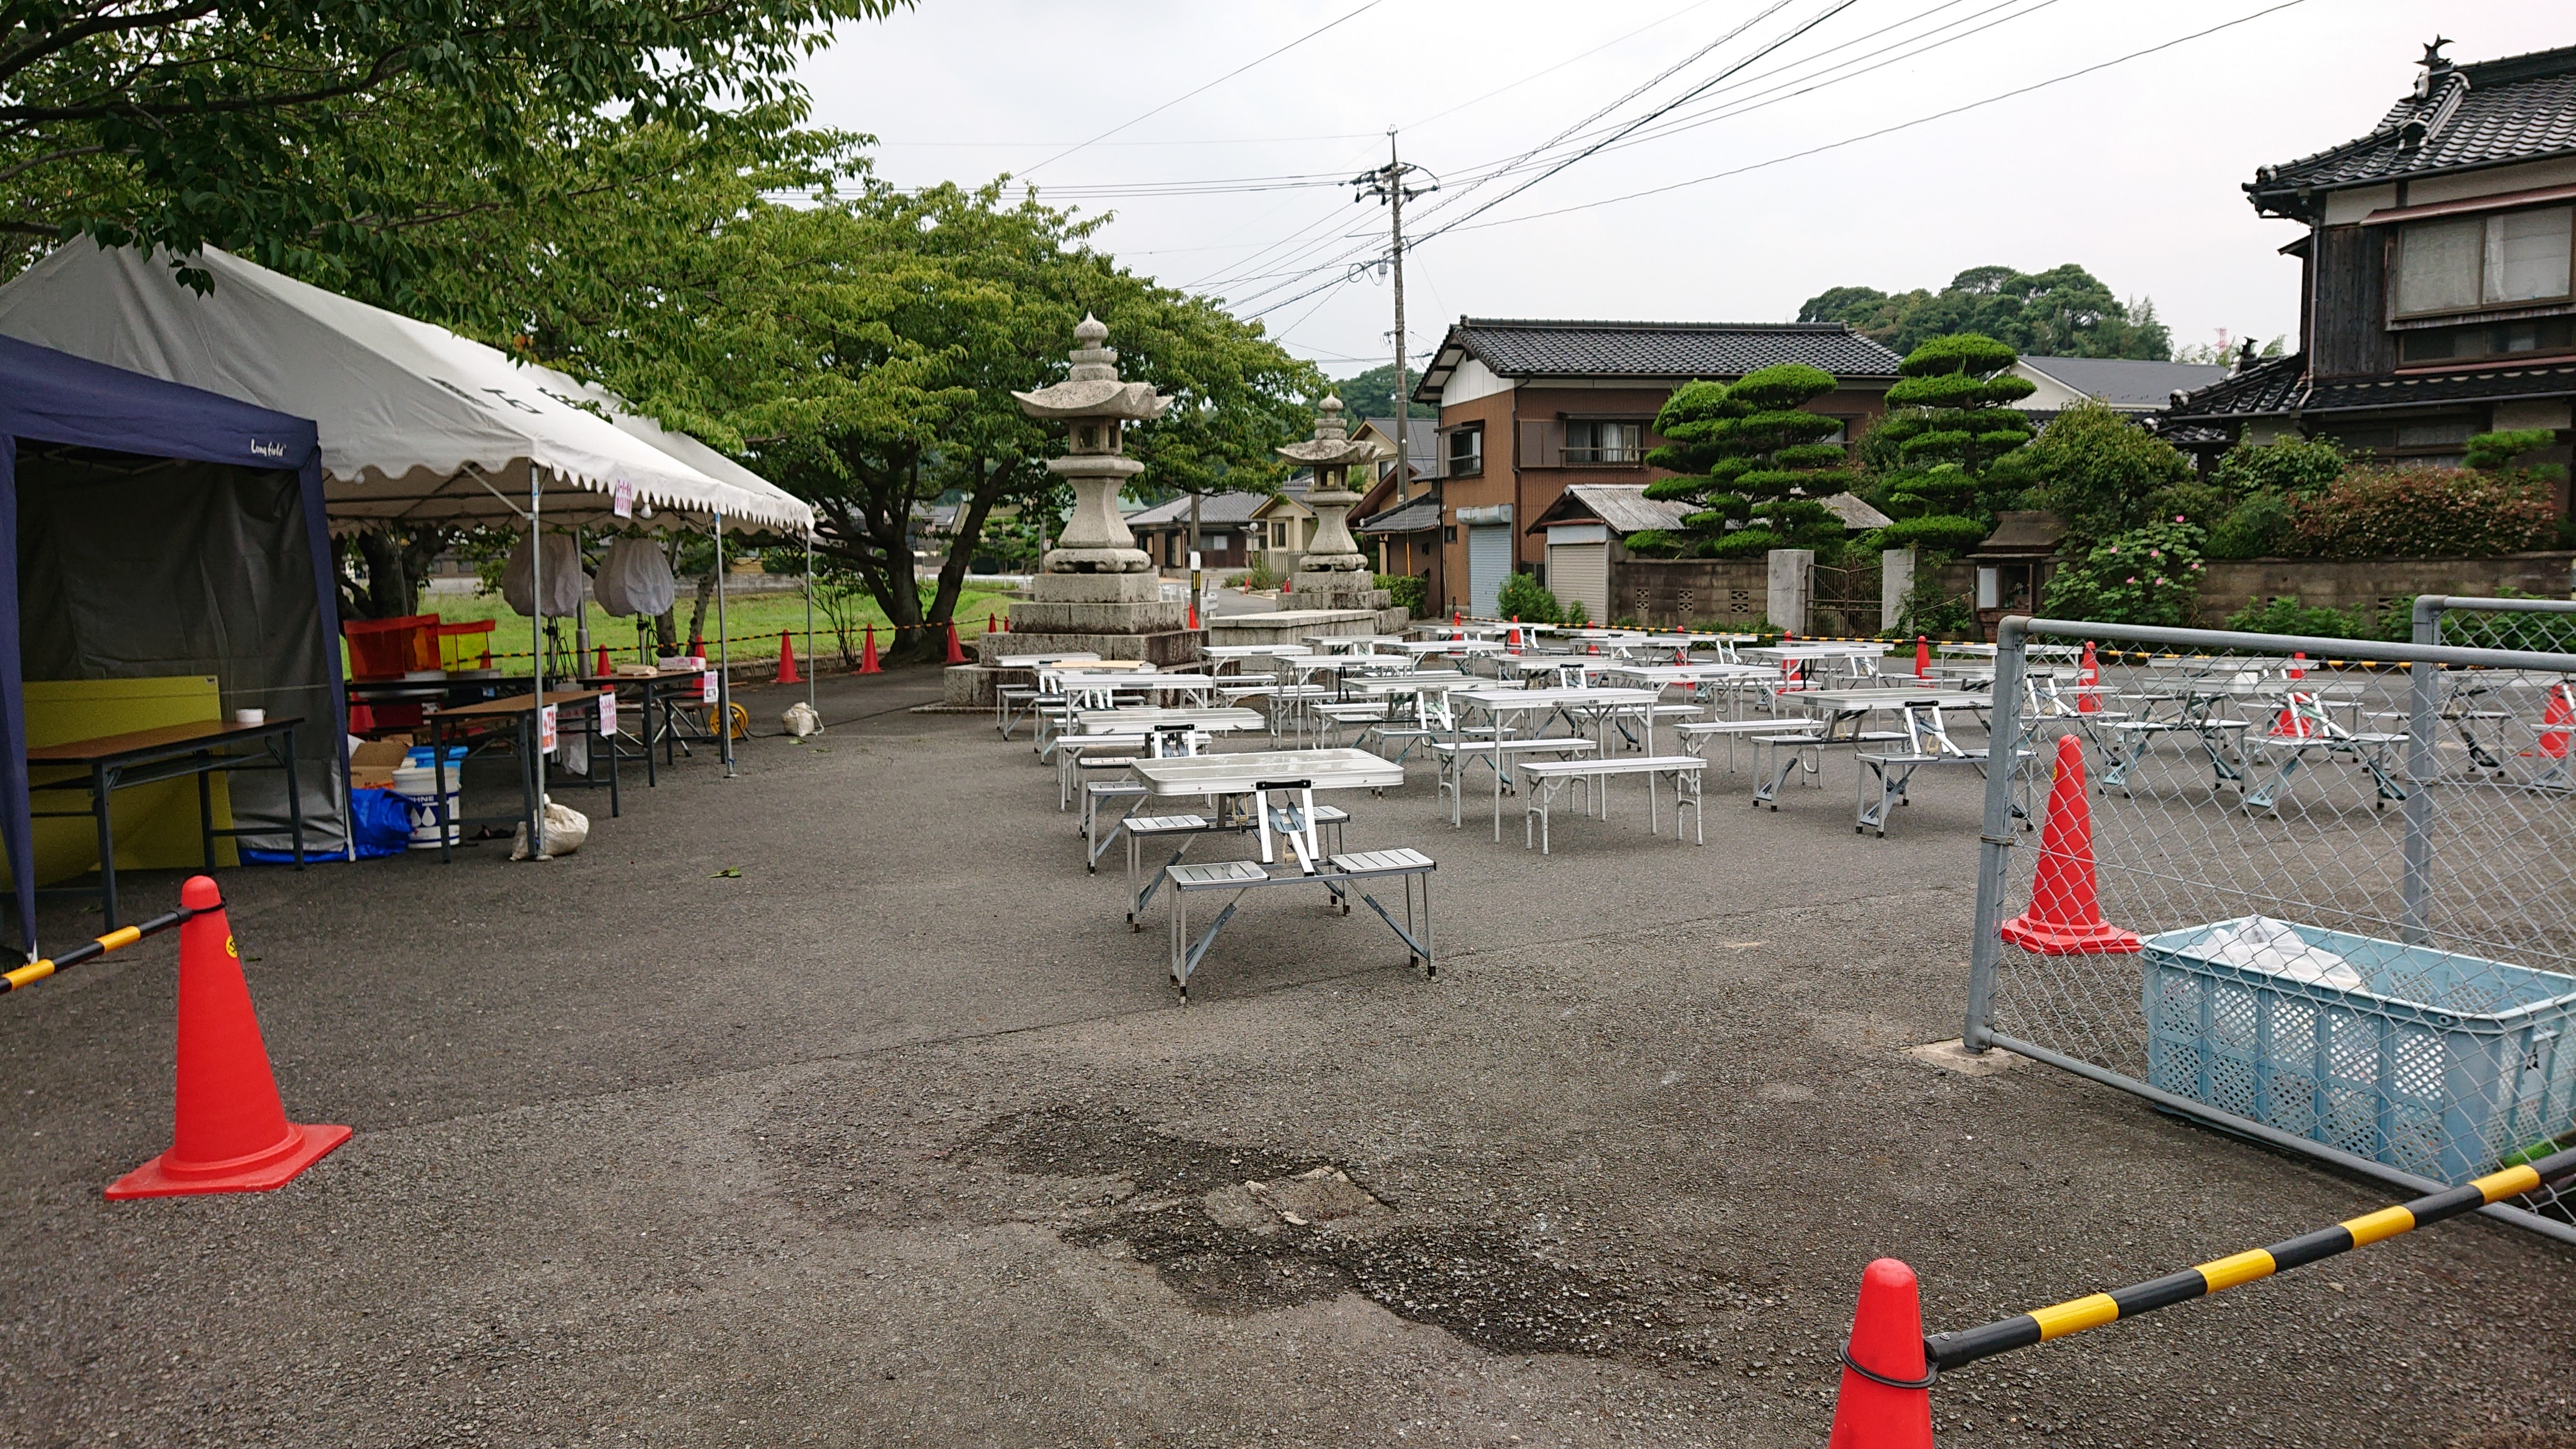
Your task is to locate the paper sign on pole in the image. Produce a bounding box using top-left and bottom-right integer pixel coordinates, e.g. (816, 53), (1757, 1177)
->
(598, 692), (617, 736)
(537, 703), (559, 754)
(612, 479), (634, 519)
(700, 669), (721, 704)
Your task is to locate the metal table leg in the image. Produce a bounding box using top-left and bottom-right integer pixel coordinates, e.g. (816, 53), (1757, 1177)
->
(92, 760), (119, 930)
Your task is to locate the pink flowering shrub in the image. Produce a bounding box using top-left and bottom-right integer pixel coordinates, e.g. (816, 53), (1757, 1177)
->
(2290, 465), (2555, 560)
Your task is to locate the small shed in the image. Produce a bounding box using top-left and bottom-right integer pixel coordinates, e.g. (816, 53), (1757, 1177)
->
(1966, 510), (2067, 640)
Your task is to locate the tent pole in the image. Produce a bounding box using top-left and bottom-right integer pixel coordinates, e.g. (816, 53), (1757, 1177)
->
(804, 532), (816, 714)
(572, 524), (590, 677)
(714, 512), (735, 778)
(529, 470), (547, 858)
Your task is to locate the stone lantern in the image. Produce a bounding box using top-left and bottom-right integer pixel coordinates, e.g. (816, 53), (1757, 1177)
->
(1275, 396), (1388, 610)
(966, 315), (1194, 683)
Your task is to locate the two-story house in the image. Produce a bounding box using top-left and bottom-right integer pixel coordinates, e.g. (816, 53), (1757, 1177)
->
(2158, 41), (2576, 513)
(1408, 318), (1903, 617)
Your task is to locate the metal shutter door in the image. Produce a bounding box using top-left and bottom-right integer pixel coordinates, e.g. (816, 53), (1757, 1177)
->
(1546, 541), (1608, 623)
(1469, 525), (1510, 618)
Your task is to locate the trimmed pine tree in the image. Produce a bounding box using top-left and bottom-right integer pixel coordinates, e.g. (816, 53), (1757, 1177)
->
(1869, 333), (2035, 552)
(1630, 363), (1851, 558)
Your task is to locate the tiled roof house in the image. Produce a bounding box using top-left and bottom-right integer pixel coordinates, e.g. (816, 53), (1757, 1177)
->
(2154, 40), (2576, 507)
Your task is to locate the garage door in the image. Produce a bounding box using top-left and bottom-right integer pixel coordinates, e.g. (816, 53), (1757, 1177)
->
(1468, 524), (1510, 619)
(1545, 539), (1608, 624)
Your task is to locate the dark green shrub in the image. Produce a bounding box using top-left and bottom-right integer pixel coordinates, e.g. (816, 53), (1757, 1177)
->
(2290, 466), (2557, 560)
(2011, 398), (2193, 545)
(2222, 594), (2375, 639)
(1496, 570), (1561, 624)
(2203, 490), (2300, 560)
(2463, 428), (2560, 470)
(2040, 518), (2207, 626)
(1375, 572), (1427, 617)
(2210, 434), (2347, 498)
(1876, 514), (1991, 554)
(1621, 529), (1685, 557)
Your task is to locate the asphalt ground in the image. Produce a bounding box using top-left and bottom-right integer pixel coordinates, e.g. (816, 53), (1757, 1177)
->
(3, 662), (2571, 1448)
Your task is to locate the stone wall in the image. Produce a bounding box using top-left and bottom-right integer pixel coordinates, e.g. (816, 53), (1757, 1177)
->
(1612, 551), (2576, 633)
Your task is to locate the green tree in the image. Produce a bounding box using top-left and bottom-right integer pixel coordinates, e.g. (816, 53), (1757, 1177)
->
(2201, 432), (2346, 560)
(2007, 397), (2195, 548)
(1328, 362), (1435, 420)
(1800, 264), (2172, 359)
(1868, 334), (2035, 544)
(400, 126), (1317, 660)
(1635, 366), (1850, 558)
(0, 1), (906, 295)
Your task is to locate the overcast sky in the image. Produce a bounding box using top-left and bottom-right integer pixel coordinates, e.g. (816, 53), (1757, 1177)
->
(797, 1), (2570, 380)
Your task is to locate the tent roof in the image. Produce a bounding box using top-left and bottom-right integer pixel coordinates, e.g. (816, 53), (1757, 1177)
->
(0, 242), (812, 534)
(0, 333), (318, 471)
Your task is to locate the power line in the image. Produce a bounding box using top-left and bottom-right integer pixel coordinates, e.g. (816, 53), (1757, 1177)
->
(1400, 0), (1730, 131)
(1440, 0), (2308, 236)
(1019, 0), (1390, 177)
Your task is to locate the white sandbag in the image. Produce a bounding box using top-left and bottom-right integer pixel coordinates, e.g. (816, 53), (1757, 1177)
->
(594, 534), (678, 618)
(501, 532), (589, 618)
(2200, 916), (2366, 993)
(510, 797), (590, 860)
(782, 700), (823, 738)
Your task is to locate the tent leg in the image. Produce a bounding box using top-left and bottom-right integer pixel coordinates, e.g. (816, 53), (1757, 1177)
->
(716, 512), (734, 779)
(804, 534), (816, 714)
(529, 471), (546, 858)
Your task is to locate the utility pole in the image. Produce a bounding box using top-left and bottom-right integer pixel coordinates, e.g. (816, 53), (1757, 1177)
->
(1353, 130), (1436, 498)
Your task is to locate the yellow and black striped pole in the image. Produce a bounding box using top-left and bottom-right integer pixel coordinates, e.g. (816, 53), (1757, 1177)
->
(0, 905), (200, 995)
(1925, 1145), (2576, 1373)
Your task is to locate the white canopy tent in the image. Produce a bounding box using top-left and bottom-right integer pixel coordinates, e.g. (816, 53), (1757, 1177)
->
(0, 240), (817, 799)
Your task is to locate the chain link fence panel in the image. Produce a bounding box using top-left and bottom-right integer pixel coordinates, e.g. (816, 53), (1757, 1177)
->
(1964, 604), (2576, 1242)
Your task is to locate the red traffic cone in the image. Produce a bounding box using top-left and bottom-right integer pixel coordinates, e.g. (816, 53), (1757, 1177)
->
(593, 645), (610, 678)
(2527, 681), (2573, 759)
(985, 612), (997, 634)
(2078, 640), (2101, 714)
(2288, 650), (2307, 681)
(1509, 615), (1523, 650)
(2270, 692), (2315, 739)
(1452, 610), (1462, 627)
(774, 632), (802, 685)
(1187, 600), (1200, 630)
(1914, 634), (1930, 679)
(999, 611), (1010, 632)
(1826, 1258), (1936, 1449)
(859, 624), (882, 674)
(2000, 736), (2141, 955)
(944, 621), (967, 665)
(107, 878), (350, 1199)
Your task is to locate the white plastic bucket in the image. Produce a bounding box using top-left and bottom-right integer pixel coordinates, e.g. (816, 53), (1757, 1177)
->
(390, 765), (462, 849)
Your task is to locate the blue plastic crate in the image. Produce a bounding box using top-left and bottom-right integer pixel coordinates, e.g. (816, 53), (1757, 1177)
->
(2143, 918), (2576, 1185)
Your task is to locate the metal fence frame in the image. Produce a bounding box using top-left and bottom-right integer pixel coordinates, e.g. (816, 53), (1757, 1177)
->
(1964, 612), (2576, 1244)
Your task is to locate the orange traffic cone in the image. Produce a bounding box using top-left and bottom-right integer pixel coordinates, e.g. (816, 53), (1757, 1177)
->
(594, 645), (610, 678)
(2288, 650), (2307, 681)
(859, 625), (882, 674)
(1914, 634), (1930, 679)
(1452, 610), (1462, 627)
(999, 611), (1009, 632)
(774, 632), (802, 685)
(2270, 693), (2315, 739)
(944, 622), (967, 665)
(1999, 735), (2141, 955)
(1826, 1259), (1936, 1449)
(106, 878), (350, 1199)
(2078, 640), (2101, 714)
(1509, 615), (1523, 650)
(688, 634), (703, 660)
(1187, 600), (1200, 630)
(2536, 682), (2574, 759)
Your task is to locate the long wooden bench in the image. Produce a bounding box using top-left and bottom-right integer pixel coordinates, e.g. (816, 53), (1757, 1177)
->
(1518, 755), (1706, 853)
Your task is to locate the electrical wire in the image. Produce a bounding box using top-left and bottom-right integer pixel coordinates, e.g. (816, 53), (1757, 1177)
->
(1017, 0), (1390, 177)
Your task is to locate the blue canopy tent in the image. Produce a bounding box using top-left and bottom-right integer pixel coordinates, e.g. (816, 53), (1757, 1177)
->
(0, 334), (340, 958)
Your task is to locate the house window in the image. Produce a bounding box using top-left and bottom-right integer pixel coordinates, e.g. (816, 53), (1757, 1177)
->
(1270, 520), (1293, 548)
(1446, 426), (1483, 479)
(2398, 315), (2576, 364)
(2394, 206), (2574, 317)
(1563, 420), (1645, 465)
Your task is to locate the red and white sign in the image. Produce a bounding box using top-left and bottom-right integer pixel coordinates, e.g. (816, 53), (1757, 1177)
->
(612, 479), (634, 519)
(699, 669), (721, 704)
(537, 703), (559, 754)
(597, 692), (617, 736)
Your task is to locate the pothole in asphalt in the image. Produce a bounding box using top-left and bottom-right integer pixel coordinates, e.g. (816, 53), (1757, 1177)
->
(963, 1105), (1740, 1363)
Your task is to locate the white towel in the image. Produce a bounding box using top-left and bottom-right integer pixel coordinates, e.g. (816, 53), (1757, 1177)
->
(2199, 916), (2366, 993)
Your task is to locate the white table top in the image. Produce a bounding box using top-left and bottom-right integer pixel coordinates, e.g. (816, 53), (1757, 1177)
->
(1788, 686), (1989, 711)
(1076, 707), (1267, 731)
(1599, 664), (1770, 685)
(1301, 634), (1406, 652)
(1131, 748), (1405, 795)
(1201, 643), (1315, 659)
(996, 651), (1101, 667)
(1748, 643), (1889, 661)
(1457, 685), (1660, 711)
(1350, 673), (1470, 695)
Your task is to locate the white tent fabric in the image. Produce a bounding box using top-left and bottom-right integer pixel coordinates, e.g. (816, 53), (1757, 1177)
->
(0, 241), (811, 534)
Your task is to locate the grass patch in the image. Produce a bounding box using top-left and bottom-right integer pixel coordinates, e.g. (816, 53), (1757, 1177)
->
(361, 586), (1018, 670)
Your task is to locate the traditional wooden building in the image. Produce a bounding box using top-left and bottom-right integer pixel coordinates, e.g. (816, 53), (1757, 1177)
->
(2156, 40), (2576, 512)
(1409, 318), (1903, 617)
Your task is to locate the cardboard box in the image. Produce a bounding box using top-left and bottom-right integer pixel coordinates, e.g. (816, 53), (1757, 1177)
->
(349, 736), (413, 769)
